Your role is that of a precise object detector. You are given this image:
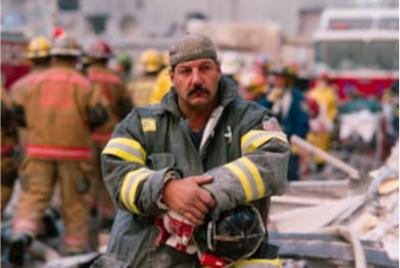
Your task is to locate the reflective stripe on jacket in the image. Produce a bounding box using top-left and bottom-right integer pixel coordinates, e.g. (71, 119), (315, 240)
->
(26, 144), (92, 160)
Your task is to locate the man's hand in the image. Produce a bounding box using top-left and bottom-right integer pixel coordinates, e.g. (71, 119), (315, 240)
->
(162, 175), (215, 225)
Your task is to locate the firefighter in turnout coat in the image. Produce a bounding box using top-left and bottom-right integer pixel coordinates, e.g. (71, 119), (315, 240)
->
(9, 34), (108, 264)
(85, 40), (131, 227)
(93, 34), (289, 267)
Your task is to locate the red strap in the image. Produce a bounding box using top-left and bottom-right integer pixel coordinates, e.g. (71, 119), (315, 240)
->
(27, 144), (91, 160)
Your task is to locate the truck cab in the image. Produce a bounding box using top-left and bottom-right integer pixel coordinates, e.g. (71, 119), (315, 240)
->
(313, 8), (399, 100)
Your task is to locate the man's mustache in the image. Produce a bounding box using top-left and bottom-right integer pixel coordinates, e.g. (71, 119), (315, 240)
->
(188, 86), (210, 97)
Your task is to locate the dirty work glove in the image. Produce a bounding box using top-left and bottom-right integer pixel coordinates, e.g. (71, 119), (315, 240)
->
(155, 210), (197, 254)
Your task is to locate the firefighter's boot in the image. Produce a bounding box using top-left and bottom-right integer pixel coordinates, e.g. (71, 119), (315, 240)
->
(41, 207), (60, 238)
(9, 233), (33, 266)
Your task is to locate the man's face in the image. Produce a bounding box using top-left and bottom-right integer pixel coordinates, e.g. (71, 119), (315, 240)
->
(272, 74), (286, 89)
(170, 58), (221, 111)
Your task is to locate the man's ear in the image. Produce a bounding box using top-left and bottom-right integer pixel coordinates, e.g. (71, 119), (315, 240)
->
(215, 61), (222, 80)
(169, 68), (174, 81)
(216, 61), (222, 74)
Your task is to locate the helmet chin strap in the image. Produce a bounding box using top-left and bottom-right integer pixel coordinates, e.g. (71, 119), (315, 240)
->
(206, 220), (216, 251)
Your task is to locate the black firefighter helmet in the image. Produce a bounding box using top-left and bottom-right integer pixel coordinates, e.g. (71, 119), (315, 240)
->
(193, 204), (266, 262)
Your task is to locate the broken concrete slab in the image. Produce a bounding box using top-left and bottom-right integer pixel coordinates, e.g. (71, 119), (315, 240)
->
(269, 232), (397, 267)
(270, 195), (331, 215)
(270, 195), (365, 233)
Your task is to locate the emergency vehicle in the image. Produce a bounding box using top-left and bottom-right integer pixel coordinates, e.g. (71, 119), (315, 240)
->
(314, 9), (398, 100)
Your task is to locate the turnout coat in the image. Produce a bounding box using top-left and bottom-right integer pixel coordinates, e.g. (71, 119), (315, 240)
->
(96, 77), (290, 267)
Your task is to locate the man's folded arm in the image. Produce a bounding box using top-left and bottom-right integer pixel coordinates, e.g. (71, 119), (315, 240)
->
(101, 113), (175, 217)
(203, 117), (290, 219)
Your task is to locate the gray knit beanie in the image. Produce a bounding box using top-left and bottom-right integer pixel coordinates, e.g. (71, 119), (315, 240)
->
(169, 33), (218, 67)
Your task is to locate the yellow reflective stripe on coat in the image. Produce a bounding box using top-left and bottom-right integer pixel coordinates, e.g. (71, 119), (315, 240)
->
(224, 162), (253, 202)
(102, 137), (146, 164)
(234, 258), (283, 268)
(224, 157), (264, 202)
(241, 130), (288, 154)
(120, 168), (155, 214)
(240, 157), (265, 198)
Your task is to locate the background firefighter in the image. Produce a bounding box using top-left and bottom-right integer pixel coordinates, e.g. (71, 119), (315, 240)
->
(85, 39), (131, 230)
(265, 66), (310, 181)
(306, 73), (338, 171)
(127, 48), (163, 107)
(8, 34), (109, 265)
(2, 35), (52, 221)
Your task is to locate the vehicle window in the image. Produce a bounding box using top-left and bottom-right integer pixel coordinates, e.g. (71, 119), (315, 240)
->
(328, 18), (373, 30)
(366, 40), (399, 70)
(317, 40), (364, 70)
(378, 18), (399, 30)
(316, 40), (399, 71)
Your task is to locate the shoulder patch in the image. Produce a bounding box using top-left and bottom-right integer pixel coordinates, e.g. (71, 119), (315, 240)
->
(141, 118), (156, 132)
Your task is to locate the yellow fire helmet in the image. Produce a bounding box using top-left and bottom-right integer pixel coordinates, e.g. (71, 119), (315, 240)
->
(27, 36), (51, 59)
(138, 49), (162, 73)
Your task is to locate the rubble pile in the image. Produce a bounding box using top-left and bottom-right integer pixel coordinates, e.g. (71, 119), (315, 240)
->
(269, 142), (399, 267)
